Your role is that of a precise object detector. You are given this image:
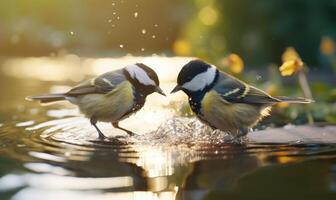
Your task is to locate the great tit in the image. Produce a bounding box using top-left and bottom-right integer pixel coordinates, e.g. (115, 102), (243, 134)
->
(171, 59), (313, 137)
(27, 63), (165, 139)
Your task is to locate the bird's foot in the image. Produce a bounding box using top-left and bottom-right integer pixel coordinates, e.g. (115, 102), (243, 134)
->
(98, 130), (109, 140)
(90, 136), (128, 145)
(235, 127), (250, 138)
(233, 136), (248, 144)
(95, 129), (126, 144)
(222, 129), (249, 144)
(125, 130), (135, 137)
(111, 122), (135, 137)
(98, 133), (109, 140)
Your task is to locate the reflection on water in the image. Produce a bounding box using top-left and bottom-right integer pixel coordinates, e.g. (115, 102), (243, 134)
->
(1, 56), (336, 200)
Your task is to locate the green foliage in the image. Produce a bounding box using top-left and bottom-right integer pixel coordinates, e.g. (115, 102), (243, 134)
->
(183, 0), (336, 66)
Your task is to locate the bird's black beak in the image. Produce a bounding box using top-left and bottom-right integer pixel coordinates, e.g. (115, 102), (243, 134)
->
(170, 85), (182, 94)
(155, 86), (166, 96)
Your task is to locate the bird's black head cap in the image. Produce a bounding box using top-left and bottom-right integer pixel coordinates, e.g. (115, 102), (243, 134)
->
(177, 59), (212, 86)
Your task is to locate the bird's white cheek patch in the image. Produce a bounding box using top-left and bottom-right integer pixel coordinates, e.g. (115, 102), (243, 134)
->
(183, 79), (206, 91)
(125, 64), (156, 86)
(182, 67), (216, 92)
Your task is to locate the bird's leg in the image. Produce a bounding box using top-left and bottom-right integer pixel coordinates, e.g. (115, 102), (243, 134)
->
(236, 127), (250, 138)
(112, 122), (135, 136)
(90, 118), (108, 140)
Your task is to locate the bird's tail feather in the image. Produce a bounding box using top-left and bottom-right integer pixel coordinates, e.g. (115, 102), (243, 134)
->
(276, 96), (314, 104)
(26, 94), (66, 103)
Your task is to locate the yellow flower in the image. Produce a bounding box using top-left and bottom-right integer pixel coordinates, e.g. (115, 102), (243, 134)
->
(220, 53), (244, 74)
(279, 58), (304, 76)
(320, 36), (335, 56)
(282, 47), (300, 62)
(279, 47), (304, 76)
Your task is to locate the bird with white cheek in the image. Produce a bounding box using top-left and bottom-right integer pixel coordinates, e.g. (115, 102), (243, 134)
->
(27, 63), (165, 139)
(171, 60), (313, 137)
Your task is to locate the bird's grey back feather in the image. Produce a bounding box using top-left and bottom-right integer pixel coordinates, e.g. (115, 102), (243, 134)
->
(27, 69), (128, 103)
(213, 72), (280, 104)
(67, 69), (126, 96)
(212, 73), (245, 98)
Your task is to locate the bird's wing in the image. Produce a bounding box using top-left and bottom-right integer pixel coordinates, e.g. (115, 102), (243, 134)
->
(213, 72), (280, 104)
(66, 69), (126, 96)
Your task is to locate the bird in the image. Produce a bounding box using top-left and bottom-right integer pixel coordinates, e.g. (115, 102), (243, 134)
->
(27, 63), (165, 139)
(171, 59), (313, 137)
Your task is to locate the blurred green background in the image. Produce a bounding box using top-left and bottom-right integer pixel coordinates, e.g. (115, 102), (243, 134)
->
(0, 0), (335, 66)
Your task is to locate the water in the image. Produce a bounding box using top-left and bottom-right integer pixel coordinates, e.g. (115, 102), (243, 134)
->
(0, 56), (336, 200)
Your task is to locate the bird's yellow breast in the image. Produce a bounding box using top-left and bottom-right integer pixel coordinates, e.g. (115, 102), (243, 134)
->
(76, 81), (135, 122)
(200, 90), (270, 133)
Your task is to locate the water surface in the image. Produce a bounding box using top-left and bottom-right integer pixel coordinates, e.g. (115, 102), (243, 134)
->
(1, 56), (336, 200)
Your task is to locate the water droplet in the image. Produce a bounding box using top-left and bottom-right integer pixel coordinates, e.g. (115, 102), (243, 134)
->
(108, 19), (112, 23)
(70, 31), (74, 35)
(141, 29), (146, 34)
(141, 48), (145, 51)
(112, 2), (115, 6)
(134, 12), (138, 18)
(113, 12), (116, 15)
(117, 16), (120, 20)
(154, 24), (158, 27)
(119, 44), (124, 48)
(17, 144), (26, 148)
(152, 35), (156, 39)
(111, 24), (115, 28)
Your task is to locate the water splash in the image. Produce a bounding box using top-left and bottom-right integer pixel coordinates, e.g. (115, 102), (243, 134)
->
(133, 118), (239, 146)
